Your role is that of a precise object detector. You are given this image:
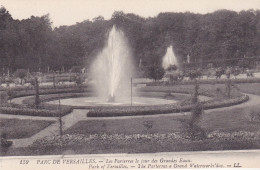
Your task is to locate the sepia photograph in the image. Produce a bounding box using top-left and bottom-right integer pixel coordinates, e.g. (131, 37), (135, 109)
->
(0, 0), (260, 169)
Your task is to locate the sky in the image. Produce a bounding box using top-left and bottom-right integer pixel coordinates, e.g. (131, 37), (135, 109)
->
(1, 0), (260, 27)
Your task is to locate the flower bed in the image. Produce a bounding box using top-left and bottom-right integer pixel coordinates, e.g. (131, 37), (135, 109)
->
(31, 130), (260, 148)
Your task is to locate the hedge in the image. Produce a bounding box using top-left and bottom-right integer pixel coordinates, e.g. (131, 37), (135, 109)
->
(146, 78), (260, 86)
(0, 106), (72, 117)
(87, 95), (249, 117)
(0, 83), (89, 92)
(22, 93), (93, 105)
(9, 86), (91, 99)
(22, 92), (95, 110)
(0, 91), (77, 117)
(0, 87), (90, 117)
(139, 86), (220, 98)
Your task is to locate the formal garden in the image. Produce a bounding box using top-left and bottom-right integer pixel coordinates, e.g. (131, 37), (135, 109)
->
(1, 7), (260, 156)
(1, 71), (260, 156)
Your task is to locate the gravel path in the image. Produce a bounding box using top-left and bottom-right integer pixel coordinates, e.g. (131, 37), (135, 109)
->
(10, 109), (87, 148)
(11, 96), (32, 105)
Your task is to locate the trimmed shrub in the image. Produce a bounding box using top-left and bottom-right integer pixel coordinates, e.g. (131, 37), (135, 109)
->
(34, 77), (40, 108)
(0, 106), (72, 117)
(22, 93), (93, 106)
(6, 89), (17, 103)
(14, 69), (27, 84)
(0, 92), (8, 105)
(1, 133), (13, 149)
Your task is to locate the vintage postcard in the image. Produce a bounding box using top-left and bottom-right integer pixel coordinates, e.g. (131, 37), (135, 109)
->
(0, 0), (260, 169)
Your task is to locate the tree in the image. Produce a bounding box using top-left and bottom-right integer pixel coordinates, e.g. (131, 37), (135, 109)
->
(146, 65), (165, 81)
(34, 77), (40, 109)
(1, 132), (13, 151)
(226, 78), (232, 98)
(166, 64), (178, 71)
(238, 59), (251, 70)
(52, 72), (56, 88)
(191, 79), (199, 104)
(165, 72), (179, 83)
(75, 74), (84, 86)
(70, 66), (82, 73)
(0, 92), (8, 105)
(188, 79), (206, 140)
(92, 16), (104, 21)
(14, 69), (27, 84)
(6, 89), (16, 103)
(1, 8), (260, 73)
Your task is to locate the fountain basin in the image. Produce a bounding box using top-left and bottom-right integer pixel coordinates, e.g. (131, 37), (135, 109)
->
(47, 96), (177, 107)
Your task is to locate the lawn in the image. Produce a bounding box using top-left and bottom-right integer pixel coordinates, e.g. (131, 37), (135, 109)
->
(65, 104), (260, 136)
(236, 83), (260, 95)
(20, 104), (256, 155)
(0, 118), (55, 139)
(65, 116), (183, 135)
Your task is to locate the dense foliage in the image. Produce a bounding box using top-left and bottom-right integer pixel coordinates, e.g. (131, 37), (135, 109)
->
(1, 6), (260, 74)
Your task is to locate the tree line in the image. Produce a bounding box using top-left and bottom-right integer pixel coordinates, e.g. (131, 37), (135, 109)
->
(0, 6), (260, 74)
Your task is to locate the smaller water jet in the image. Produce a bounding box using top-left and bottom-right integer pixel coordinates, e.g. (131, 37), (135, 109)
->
(162, 45), (179, 69)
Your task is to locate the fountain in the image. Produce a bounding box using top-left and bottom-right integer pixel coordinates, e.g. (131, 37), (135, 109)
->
(162, 45), (179, 69)
(90, 25), (134, 102)
(48, 28), (179, 107)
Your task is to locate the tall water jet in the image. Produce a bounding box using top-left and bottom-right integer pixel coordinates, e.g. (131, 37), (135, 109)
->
(162, 45), (179, 69)
(90, 25), (134, 102)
